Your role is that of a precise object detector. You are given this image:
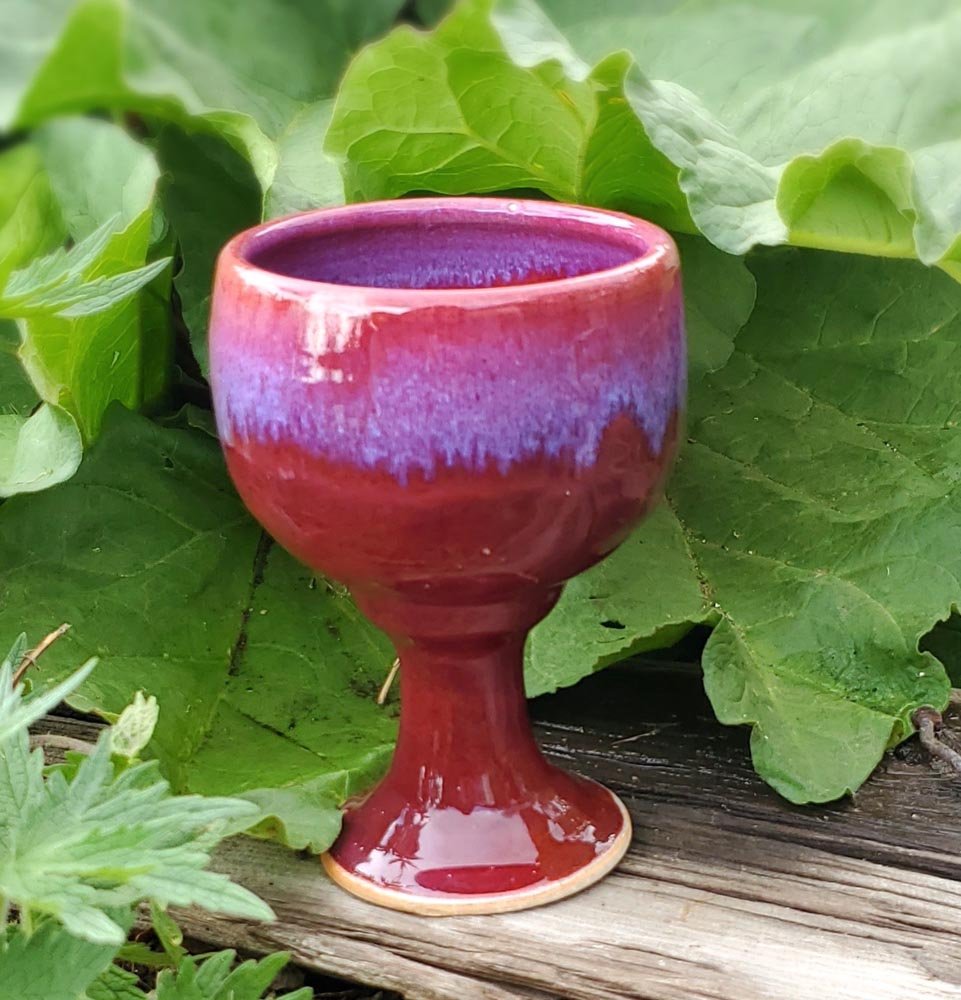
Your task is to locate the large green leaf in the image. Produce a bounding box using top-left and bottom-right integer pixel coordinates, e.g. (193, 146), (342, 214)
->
(663, 248), (961, 801)
(539, 0), (961, 267)
(265, 100), (345, 220)
(331, 0), (961, 270)
(525, 503), (712, 697)
(328, 0), (690, 230)
(533, 245), (960, 802)
(5, 0), (406, 188)
(157, 128), (261, 372)
(0, 407), (397, 852)
(327, 1), (593, 201)
(0, 716), (269, 946)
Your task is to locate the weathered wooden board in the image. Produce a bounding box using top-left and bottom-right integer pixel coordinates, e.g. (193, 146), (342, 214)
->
(39, 659), (961, 1000)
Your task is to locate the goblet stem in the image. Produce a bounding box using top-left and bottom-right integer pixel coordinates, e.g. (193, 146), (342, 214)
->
(390, 632), (552, 810)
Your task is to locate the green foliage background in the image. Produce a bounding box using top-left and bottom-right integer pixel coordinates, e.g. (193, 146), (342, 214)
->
(2, 0), (961, 847)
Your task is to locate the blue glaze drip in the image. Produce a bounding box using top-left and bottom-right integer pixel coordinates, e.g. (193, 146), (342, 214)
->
(214, 308), (685, 482)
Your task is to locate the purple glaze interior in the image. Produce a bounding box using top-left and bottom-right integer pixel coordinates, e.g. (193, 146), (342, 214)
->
(245, 216), (646, 290)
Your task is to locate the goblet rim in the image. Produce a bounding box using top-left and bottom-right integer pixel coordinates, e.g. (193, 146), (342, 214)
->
(220, 196), (678, 309)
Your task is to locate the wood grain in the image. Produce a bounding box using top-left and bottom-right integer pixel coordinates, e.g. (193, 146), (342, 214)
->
(36, 658), (961, 1000)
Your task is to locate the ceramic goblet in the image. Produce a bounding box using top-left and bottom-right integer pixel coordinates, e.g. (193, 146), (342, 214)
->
(209, 198), (684, 915)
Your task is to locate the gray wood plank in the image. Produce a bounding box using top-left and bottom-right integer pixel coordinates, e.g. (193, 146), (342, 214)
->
(175, 830), (961, 1000)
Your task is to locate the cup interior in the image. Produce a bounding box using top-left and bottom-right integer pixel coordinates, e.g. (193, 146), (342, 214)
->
(242, 201), (651, 291)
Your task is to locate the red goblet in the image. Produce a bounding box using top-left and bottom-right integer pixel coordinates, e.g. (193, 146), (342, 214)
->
(210, 198), (684, 914)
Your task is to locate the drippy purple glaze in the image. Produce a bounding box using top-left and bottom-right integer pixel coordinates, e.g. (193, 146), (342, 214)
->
(210, 199), (685, 481)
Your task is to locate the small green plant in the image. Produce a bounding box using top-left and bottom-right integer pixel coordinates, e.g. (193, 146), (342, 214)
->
(0, 634), (311, 1000)
(0, 216), (170, 322)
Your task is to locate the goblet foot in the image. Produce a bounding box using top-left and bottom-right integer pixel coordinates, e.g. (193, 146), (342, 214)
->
(321, 775), (632, 916)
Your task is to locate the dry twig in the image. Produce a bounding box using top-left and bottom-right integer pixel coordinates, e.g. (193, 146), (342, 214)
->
(377, 659), (401, 706)
(13, 623), (71, 686)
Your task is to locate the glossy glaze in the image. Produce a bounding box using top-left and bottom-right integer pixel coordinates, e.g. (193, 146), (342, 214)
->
(210, 198), (685, 909)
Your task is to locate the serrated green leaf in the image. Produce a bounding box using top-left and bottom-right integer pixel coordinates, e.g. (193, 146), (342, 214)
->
(155, 951), (312, 1000)
(0, 712), (272, 944)
(0, 921), (119, 1000)
(1, 634), (28, 673)
(3, 216), (116, 303)
(115, 940), (176, 971)
(0, 217), (168, 323)
(86, 966), (148, 1000)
